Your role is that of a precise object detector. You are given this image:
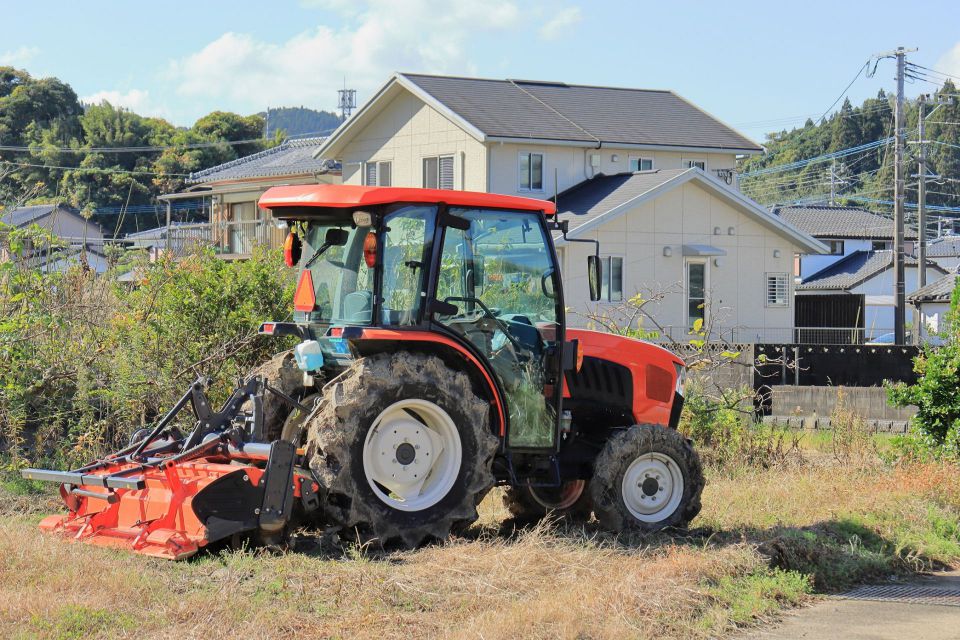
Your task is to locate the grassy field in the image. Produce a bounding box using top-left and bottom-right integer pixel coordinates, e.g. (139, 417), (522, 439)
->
(0, 450), (958, 639)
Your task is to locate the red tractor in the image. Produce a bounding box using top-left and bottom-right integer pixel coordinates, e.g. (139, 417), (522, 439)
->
(23, 185), (703, 557)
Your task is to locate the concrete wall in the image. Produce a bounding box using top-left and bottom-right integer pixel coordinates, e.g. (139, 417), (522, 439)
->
(486, 143), (739, 199)
(557, 180), (798, 340)
(766, 385), (916, 432)
(338, 91), (487, 191)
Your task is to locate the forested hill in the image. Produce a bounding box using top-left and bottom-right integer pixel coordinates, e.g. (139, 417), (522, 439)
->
(738, 80), (960, 214)
(261, 107), (341, 139)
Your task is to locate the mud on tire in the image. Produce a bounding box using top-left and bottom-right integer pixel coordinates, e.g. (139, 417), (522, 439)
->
(305, 352), (498, 547)
(243, 350), (305, 441)
(590, 424), (704, 533)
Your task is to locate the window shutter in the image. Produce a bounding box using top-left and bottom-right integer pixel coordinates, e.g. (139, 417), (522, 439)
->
(365, 162), (377, 186)
(439, 156), (454, 190)
(378, 162), (391, 186)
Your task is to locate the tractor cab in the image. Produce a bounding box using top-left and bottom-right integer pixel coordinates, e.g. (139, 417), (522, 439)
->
(261, 185), (575, 450)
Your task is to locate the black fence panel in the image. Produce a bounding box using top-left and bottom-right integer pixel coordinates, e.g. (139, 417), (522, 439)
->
(795, 294), (865, 344)
(754, 343), (920, 388)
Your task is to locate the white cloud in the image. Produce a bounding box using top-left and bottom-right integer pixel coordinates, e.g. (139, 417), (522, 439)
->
(935, 42), (960, 82)
(164, 0), (523, 120)
(538, 7), (581, 41)
(0, 46), (40, 66)
(79, 88), (171, 120)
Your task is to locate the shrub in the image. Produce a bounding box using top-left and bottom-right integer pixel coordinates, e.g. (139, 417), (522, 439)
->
(0, 247), (293, 467)
(887, 277), (960, 460)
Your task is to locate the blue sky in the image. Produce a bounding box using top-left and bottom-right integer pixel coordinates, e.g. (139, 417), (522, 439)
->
(3, 0), (959, 142)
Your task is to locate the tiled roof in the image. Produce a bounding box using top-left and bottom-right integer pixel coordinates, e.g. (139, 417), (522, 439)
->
(908, 272), (959, 303)
(798, 250), (939, 290)
(1, 204), (66, 227)
(773, 205), (915, 240)
(400, 74), (762, 152)
(188, 137), (336, 184)
(927, 236), (960, 257)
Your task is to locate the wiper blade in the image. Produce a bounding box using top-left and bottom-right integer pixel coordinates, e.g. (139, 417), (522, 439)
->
(304, 242), (332, 269)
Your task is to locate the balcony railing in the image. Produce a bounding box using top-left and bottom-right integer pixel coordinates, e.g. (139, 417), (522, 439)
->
(160, 220), (284, 258)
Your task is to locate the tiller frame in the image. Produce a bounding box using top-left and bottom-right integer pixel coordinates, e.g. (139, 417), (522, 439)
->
(21, 377), (321, 560)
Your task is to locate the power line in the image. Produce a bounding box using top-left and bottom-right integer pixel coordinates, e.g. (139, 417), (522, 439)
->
(740, 137), (893, 178)
(0, 137), (271, 154)
(817, 61), (869, 123)
(0, 159), (189, 177)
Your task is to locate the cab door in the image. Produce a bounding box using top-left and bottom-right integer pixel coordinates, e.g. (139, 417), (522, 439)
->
(432, 207), (563, 449)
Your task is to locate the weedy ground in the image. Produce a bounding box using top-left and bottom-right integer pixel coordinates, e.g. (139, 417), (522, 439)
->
(0, 444), (958, 640)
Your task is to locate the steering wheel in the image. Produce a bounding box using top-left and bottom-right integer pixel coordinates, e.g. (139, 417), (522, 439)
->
(442, 296), (526, 352)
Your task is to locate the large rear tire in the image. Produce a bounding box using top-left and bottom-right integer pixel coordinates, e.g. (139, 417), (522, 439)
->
(590, 424), (704, 533)
(305, 352), (498, 547)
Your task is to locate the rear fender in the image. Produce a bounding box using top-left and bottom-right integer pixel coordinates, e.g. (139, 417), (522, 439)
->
(351, 329), (507, 438)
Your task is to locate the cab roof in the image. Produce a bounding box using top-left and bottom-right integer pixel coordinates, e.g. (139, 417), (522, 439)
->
(258, 184), (556, 215)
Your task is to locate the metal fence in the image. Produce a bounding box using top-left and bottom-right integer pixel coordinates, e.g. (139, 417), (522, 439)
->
(648, 325), (896, 346)
(162, 220), (282, 257)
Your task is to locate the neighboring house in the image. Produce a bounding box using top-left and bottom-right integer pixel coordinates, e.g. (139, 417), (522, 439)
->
(909, 272), (958, 338)
(553, 169), (826, 341)
(925, 235), (960, 272)
(797, 250), (946, 340)
(0, 204), (107, 272)
(314, 73), (762, 197)
(311, 73), (822, 340)
(156, 137), (340, 258)
(773, 205), (915, 280)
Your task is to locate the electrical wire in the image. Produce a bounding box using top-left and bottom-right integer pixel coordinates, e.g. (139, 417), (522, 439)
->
(0, 159), (189, 176)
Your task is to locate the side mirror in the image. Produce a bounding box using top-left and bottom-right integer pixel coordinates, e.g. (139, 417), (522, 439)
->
(325, 228), (349, 246)
(587, 255), (602, 301)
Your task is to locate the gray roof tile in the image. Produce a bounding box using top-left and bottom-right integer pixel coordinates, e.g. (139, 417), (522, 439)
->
(402, 74), (762, 152)
(909, 272), (959, 303)
(1, 204), (61, 227)
(926, 236), (960, 257)
(773, 205), (915, 240)
(188, 137), (334, 184)
(798, 250), (933, 290)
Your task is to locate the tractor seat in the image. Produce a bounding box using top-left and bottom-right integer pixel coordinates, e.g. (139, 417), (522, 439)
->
(342, 290), (373, 323)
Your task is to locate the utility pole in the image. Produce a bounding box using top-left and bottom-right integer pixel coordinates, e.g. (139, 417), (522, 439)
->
(874, 46), (917, 345)
(893, 47), (907, 345)
(829, 161), (837, 205)
(917, 94), (928, 291)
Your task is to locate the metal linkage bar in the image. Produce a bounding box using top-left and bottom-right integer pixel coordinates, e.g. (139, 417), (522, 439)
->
(20, 469), (146, 490)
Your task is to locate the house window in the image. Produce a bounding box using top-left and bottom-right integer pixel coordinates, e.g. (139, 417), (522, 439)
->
(826, 239), (845, 255)
(766, 273), (789, 307)
(686, 260), (707, 329)
(599, 256), (623, 302)
(364, 161), (392, 186)
(629, 156), (654, 172)
(519, 152), (544, 191)
(423, 155), (455, 190)
(872, 240), (891, 251)
(684, 159), (706, 171)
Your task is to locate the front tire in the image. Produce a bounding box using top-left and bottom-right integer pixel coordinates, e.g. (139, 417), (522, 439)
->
(590, 424), (704, 533)
(306, 352), (498, 547)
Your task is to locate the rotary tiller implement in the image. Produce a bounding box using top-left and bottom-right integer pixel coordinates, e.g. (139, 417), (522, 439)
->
(21, 376), (321, 560)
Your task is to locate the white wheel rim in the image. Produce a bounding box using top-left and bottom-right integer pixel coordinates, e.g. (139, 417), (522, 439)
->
(620, 452), (684, 523)
(362, 399), (462, 512)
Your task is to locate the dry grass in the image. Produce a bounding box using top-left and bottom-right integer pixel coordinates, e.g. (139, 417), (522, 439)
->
(0, 460), (957, 640)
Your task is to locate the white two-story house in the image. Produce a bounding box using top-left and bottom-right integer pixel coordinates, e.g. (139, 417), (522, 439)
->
(312, 73), (826, 341)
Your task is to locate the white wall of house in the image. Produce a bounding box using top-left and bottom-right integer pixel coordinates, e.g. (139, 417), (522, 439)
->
(557, 181), (798, 343)
(929, 254), (960, 272)
(915, 301), (950, 338)
(485, 143), (739, 199)
(338, 91), (487, 191)
(799, 238), (873, 280)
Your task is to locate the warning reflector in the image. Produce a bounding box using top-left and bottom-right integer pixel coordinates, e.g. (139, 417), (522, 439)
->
(293, 270), (316, 312)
